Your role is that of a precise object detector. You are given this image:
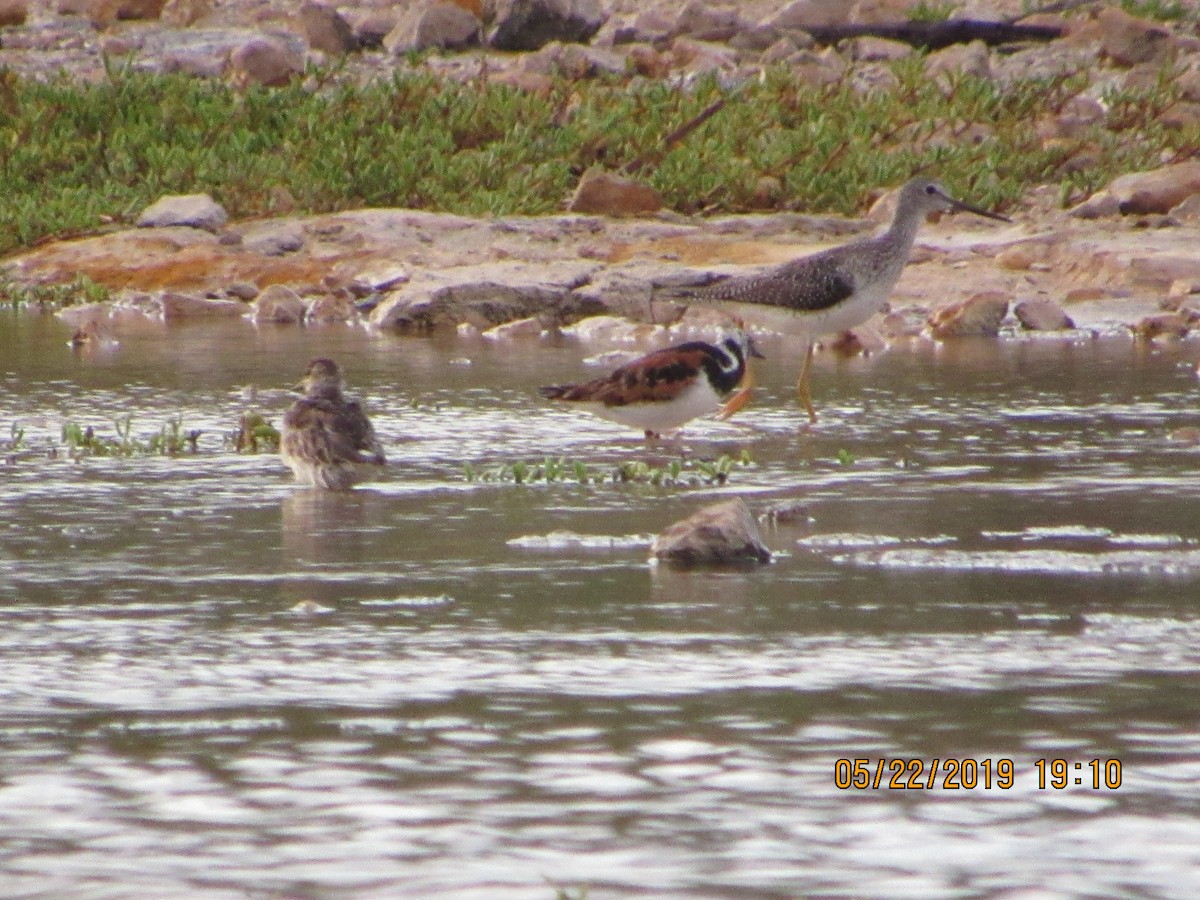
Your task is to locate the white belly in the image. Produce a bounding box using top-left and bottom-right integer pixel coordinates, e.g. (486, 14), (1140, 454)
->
(718, 283), (890, 341)
(581, 379), (723, 433)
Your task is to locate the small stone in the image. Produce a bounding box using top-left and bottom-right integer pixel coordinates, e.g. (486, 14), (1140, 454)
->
(384, 0), (480, 54)
(117, 0), (166, 18)
(1063, 287), (1108, 304)
(818, 324), (886, 356)
(136, 193), (228, 230)
(240, 222), (304, 256)
(1109, 162), (1200, 215)
(878, 304), (929, 339)
(1169, 193), (1200, 221)
(349, 8), (401, 49)
(750, 175), (783, 209)
(996, 243), (1048, 271)
(653, 499), (772, 566)
(928, 292), (1009, 339)
(1093, 5), (1176, 67)
(298, 1), (357, 55)
(305, 294), (357, 324)
(789, 47), (847, 88)
(1167, 278), (1200, 300)
(925, 40), (991, 84)
(159, 0), (209, 26)
(1130, 313), (1190, 341)
(349, 264), (410, 296)
(482, 316), (544, 340)
(672, 0), (742, 42)
(155, 291), (245, 321)
(225, 281), (259, 301)
(1068, 190), (1121, 219)
(1014, 297), (1074, 331)
(848, 36), (911, 62)
(490, 0), (607, 52)
(764, 0), (847, 30)
(249, 284), (306, 324)
(669, 37), (740, 74)
(567, 168), (662, 217)
(228, 37), (305, 88)
(758, 498), (813, 527)
(0, 0), (28, 27)
(1166, 426), (1200, 445)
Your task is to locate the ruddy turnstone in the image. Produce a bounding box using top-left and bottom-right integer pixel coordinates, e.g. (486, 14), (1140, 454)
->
(281, 358), (386, 490)
(677, 177), (1009, 422)
(539, 330), (763, 439)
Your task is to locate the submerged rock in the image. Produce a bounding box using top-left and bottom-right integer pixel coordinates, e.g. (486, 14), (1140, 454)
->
(249, 283), (306, 324)
(928, 291), (1009, 339)
(653, 498), (772, 566)
(1014, 297), (1074, 331)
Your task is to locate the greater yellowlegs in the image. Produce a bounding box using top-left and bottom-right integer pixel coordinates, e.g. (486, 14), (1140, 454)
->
(680, 178), (1010, 421)
(539, 329), (763, 439)
(281, 358), (386, 490)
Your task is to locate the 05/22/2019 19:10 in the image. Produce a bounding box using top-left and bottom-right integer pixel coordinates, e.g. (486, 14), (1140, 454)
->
(833, 758), (1123, 791)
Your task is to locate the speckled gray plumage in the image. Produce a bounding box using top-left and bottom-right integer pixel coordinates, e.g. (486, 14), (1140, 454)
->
(675, 178), (1008, 326)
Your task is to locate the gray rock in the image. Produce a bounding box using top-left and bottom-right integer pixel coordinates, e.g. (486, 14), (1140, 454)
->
(490, 0), (607, 52)
(299, 1), (357, 55)
(653, 499), (772, 566)
(249, 284), (305, 324)
(1014, 297), (1074, 331)
(1095, 5), (1176, 67)
(304, 294), (358, 324)
(927, 291), (1009, 338)
(153, 291), (246, 321)
(567, 168), (663, 217)
(225, 281), (260, 301)
(369, 261), (601, 330)
(1069, 190), (1121, 219)
(0, 0), (28, 27)
(764, 0), (847, 30)
(160, 0), (210, 27)
(228, 37), (305, 87)
(349, 263), (411, 296)
(240, 221), (305, 256)
(385, 0), (481, 54)
(1109, 162), (1200, 215)
(672, 0), (743, 43)
(136, 193), (228, 231)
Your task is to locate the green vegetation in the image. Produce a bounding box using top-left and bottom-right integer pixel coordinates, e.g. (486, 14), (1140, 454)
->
(229, 412), (282, 453)
(1115, 0), (1195, 22)
(0, 270), (112, 308)
(908, 1), (956, 23)
(60, 416), (201, 457)
(0, 57), (1195, 255)
(464, 450), (754, 486)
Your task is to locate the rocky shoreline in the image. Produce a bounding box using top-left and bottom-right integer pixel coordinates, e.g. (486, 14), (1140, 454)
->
(18, 185), (1200, 354)
(2, 1), (1200, 351)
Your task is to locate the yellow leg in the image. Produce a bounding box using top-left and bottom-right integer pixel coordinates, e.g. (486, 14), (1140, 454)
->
(796, 343), (816, 423)
(717, 363), (755, 420)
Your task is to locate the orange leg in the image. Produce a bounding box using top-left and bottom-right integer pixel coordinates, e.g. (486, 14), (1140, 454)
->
(717, 361), (756, 420)
(796, 342), (816, 423)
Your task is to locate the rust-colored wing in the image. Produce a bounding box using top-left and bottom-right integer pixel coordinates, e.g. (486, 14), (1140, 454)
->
(541, 345), (712, 408)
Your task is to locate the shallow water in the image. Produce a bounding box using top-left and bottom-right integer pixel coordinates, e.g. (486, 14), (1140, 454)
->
(2, 310), (1199, 898)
